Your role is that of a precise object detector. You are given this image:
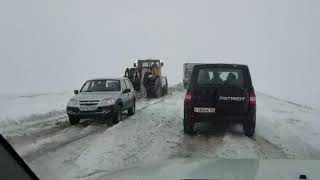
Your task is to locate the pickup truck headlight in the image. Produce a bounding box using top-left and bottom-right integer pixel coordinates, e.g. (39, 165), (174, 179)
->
(98, 99), (115, 106)
(67, 99), (79, 107)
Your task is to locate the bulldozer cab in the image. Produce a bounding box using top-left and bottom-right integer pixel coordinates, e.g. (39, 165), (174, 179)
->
(125, 59), (168, 98)
(134, 59), (163, 77)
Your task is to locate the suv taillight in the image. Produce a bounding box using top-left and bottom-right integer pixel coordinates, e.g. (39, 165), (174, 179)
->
(249, 91), (256, 106)
(185, 91), (192, 103)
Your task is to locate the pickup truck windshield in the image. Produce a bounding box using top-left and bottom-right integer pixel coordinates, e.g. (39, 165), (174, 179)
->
(197, 68), (245, 87)
(80, 80), (120, 92)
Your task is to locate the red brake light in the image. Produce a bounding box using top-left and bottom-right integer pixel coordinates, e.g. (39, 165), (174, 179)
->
(185, 91), (192, 103)
(249, 91), (256, 106)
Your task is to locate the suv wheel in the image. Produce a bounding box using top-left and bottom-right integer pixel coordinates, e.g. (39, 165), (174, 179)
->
(113, 104), (122, 124)
(69, 115), (80, 125)
(106, 118), (113, 126)
(183, 118), (195, 134)
(243, 120), (255, 137)
(128, 101), (136, 116)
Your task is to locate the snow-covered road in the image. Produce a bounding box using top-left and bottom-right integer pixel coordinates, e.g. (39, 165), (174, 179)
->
(3, 86), (320, 180)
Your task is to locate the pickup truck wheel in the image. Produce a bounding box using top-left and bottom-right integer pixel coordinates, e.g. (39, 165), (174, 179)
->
(112, 105), (121, 124)
(69, 115), (80, 125)
(243, 121), (255, 137)
(128, 101), (136, 116)
(183, 118), (195, 135)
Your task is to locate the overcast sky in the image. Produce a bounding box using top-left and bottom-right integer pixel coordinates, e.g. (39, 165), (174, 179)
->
(0, 0), (319, 108)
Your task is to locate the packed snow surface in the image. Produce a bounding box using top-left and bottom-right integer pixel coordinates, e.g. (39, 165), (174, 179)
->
(1, 85), (320, 180)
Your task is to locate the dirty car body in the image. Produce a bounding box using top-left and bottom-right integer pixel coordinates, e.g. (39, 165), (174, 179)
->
(184, 64), (256, 136)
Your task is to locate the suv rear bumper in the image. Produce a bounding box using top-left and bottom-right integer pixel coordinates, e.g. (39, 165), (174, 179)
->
(189, 114), (251, 123)
(185, 109), (256, 123)
(67, 106), (115, 119)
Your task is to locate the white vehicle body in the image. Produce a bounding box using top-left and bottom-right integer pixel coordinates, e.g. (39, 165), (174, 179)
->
(66, 78), (136, 124)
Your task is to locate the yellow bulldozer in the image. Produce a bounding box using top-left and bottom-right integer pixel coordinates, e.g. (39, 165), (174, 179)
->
(124, 59), (168, 98)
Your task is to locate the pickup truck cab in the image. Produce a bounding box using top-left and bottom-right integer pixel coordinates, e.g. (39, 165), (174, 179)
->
(67, 78), (136, 125)
(184, 64), (256, 136)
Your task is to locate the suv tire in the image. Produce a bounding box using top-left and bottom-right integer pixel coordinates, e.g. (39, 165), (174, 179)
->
(183, 118), (195, 134)
(243, 120), (255, 137)
(128, 101), (136, 116)
(113, 104), (121, 124)
(106, 118), (113, 126)
(69, 115), (80, 125)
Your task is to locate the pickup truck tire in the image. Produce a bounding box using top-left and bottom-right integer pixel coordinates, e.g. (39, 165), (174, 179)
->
(69, 115), (80, 125)
(183, 118), (195, 135)
(128, 101), (136, 116)
(243, 121), (255, 137)
(112, 104), (121, 124)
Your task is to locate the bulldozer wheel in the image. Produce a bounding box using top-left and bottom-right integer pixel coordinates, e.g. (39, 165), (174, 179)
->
(146, 77), (161, 98)
(161, 78), (168, 96)
(154, 78), (162, 98)
(162, 85), (168, 96)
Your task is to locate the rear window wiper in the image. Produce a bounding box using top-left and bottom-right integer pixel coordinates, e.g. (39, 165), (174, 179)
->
(221, 79), (232, 87)
(221, 80), (244, 91)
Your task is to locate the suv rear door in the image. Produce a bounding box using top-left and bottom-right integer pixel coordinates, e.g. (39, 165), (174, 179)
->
(189, 64), (251, 116)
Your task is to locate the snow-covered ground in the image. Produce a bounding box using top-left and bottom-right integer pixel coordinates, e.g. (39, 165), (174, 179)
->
(257, 92), (320, 159)
(0, 91), (73, 135)
(1, 85), (320, 180)
(0, 92), (72, 120)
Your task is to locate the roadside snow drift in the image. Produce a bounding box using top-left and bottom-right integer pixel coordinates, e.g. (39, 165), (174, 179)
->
(256, 92), (320, 159)
(0, 92), (72, 134)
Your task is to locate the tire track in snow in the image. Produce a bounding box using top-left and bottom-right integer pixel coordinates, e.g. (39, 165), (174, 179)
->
(10, 86), (293, 180)
(8, 95), (166, 162)
(67, 90), (288, 179)
(171, 124), (288, 160)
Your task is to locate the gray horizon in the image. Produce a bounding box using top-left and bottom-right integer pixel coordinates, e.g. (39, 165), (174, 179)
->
(0, 0), (319, 108)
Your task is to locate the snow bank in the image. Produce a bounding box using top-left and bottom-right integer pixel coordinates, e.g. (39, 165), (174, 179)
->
(0, 92), (73, 133)
(256, 92), (320, 158)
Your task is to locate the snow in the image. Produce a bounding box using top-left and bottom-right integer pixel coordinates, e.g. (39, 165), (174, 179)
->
(1, 85), (320, 179)
(15, 90), (285, 180)
(0, 91), (73, 134)
(256, 92), (320, 159)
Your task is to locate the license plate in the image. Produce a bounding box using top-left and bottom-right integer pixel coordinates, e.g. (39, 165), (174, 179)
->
(80, 105), (97, 111)
(194, 107), (216, 113)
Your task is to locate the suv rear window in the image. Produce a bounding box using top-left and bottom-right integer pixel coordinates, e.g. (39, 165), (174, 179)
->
(196, 68), (245, 87)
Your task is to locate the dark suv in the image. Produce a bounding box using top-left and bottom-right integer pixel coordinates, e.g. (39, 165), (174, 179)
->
(183, 64), (256, 137)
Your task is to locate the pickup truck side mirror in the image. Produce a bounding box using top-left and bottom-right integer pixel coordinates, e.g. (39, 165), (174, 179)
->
(74, 90), (79, 95)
